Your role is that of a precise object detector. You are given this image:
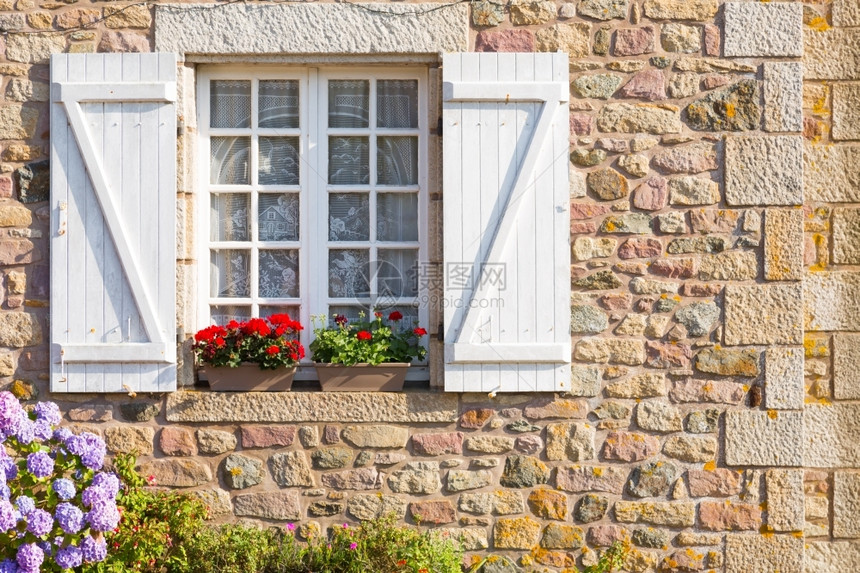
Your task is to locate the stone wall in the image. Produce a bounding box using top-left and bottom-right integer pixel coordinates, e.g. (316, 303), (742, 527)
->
(0, 0), (857, 571)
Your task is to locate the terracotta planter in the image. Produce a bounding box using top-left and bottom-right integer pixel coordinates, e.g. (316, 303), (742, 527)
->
(203, 364), (296, 391)
(315, 363), (409, 391)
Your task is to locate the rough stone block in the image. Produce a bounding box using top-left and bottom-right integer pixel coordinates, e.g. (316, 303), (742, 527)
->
(805, 29), (860, 81)
(725, 410), (803, 467)
(724, 3), (802, 57)
(834, 0), (860, 26)
(764, 209), (803, 281)
(804, 404), (860, 468)
(764, 347), (804, 410)
(834, 84), (860, 141)
(804, 272), (860, 332)
(763, 62), (802, 133)
(725, 136), (803, 206)
(834, 208), (860, 264)
(765, 469), (804, 532)
(806, 541), (860, 573)
(724, 535), (803, 573)
(835, 334), (860, 400)
(835, 472), (860, 538)
(724, 284), (803, 346)
(154, 3), (469, 54)
(234, 491), (301, 520)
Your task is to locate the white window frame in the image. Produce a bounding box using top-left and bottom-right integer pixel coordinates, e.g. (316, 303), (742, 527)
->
(196, 65), (430, 379)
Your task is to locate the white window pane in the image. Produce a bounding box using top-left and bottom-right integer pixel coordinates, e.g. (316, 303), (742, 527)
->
(211, 249), (250, 297)
(329, 136), (369, 185)
(258, 137), (300, 186)
(210, 305), (251, 325)
(329, 193), (369, 242)
(377, 193), (418, 242)
(328, 80), (369, 128)
(378, 249), (418, 297)
(210, 136), (250, 185)
(377, 80), (418, 128)
(258, 193), (299, 242)
(377, 136), (418, 186)
(210, 80), (251, 128)
(259, 250), (300, 298)
(210, 193), (249, 242)
(259, 80), (299, 129)
(329, 249), (369, 298)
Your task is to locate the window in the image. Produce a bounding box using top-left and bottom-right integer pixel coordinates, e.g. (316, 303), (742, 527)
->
(197, 67), (429, 357)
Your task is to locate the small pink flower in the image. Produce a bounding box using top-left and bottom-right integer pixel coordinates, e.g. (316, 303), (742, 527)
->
(349, 542), (357, 550)
(287, 523), (295, 531)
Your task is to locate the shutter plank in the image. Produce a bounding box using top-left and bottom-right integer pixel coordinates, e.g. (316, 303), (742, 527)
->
(84, 53), (106, 392)
(65, 54), (89, 392)
(441, 54), (464, 392)
(443, 53), (570, 392)
(102, 52), (125, 393)
(51, 53), (177, 392)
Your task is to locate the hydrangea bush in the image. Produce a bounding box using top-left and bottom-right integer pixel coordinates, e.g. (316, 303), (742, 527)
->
(0, 391), (118, 572)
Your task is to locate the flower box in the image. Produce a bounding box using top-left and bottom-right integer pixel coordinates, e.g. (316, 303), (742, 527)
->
(315, 363), (409, 392)
(203, 364), (297, 392)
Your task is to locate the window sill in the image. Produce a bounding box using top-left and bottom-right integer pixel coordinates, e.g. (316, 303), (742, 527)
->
(166, 388), (458, 423)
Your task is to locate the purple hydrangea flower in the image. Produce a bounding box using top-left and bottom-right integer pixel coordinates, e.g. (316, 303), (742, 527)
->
(12, 419), (34, 445)
(33, 402), (60, 427)
(80, 536), (107, 563)
(86, 500), (120, 532)
(26, 452), (54, 479)
(63, 434), (86, 457)
(0, 499), (15, 532)
(80, 434), (106, 470)
(25, 509), (53, 537)
(91, 473), (120, 499)
(15, 543), (43, 573)
(14, 497), (34, 516)
(35, 542), (51, 558)
(0, 559), (16, 573)
(52, 427), (72, 442)
(1, 460), (16, 482)
(54, 546), (82, 570)
(32, 420), (53, 442)
(55, 503), (84, 535)
(0, 486), (10, 501)
(0, 391), (24, 438)
(52, 479), (76, 501)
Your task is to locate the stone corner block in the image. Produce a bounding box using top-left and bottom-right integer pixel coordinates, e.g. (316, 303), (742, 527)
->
(804, 143), (860, 203)
(765, 469), (804, 532)
(834, 208), (860, 265)
(724, 2), (803, 58)
(725, 534), (804, 573)
(834, 472), (860, 539)
(725, 136), (803, 206)
(804, 271), (860, 332)
(764, 208), (803, 281)
(806, 541), (860, 573)
(763, 62), (803, 133)
(764, 347), (804, 410)
(833, 83), (860, 142)
(835, 334), (860, 400)
(724, 284), (803, 346)
(725, 410), (803, 467)
(804, 403), (860, 468)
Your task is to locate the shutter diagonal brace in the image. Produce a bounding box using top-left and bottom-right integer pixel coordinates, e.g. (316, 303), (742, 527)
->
(443, 82), (568, 364)
(55, 82), (176, 363)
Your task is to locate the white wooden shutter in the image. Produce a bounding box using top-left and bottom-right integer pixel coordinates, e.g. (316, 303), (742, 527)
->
(442, 53), (571, 393)
(50, 53), (177, 393)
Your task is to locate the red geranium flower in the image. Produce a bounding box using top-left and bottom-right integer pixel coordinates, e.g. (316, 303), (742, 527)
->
(388, 311), (403, 321)
(356, 330), (372, 341)
(334, 314), (348, 326)
(413, 327), (427, 337)
(266, 345), (280, 355)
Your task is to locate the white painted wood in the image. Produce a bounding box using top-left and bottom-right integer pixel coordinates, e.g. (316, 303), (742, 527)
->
(442, 52), (570, 393)
(50, 53), (177, 392)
